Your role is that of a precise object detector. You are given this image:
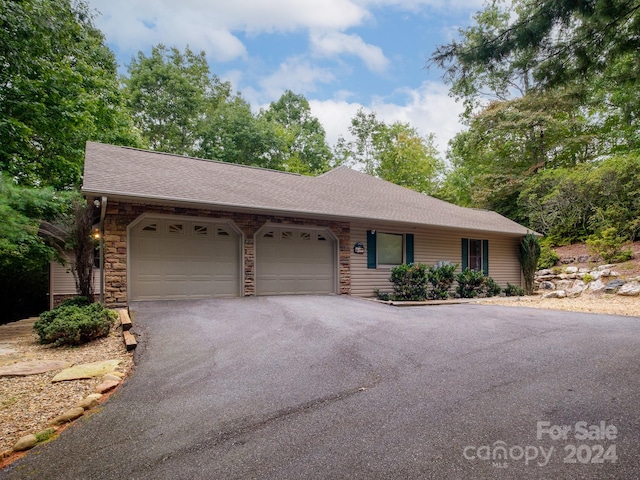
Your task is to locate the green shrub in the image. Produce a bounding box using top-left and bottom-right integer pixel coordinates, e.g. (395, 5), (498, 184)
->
(504, 283), (525, 297)
(374, 289), (390, 301)
(455, 268), (486, 298)
(426, 263), (458, 300)
(587, 227), (634, 263)
(389, 263), (428, 301)
(34, 303), (117, 347)
(484, 277), (502, 297)
(58, 296), (91, 308)
(537, 245), (560, 269)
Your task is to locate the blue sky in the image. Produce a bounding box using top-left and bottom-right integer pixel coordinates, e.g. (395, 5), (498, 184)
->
(85, 0), (484, 156)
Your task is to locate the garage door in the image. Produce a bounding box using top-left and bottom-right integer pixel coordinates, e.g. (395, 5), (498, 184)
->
(256, 226), (336, 295)
(129, 217), (240, 300)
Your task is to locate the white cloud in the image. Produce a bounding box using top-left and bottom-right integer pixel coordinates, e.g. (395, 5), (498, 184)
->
(87, 0), (369, 63)
(310, 32), (389, 73)
(257, 57), (337, 101)
(310, 82), (464, 157)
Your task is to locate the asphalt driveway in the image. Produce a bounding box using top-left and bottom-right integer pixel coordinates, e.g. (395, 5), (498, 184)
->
(2, 296), (640, 479)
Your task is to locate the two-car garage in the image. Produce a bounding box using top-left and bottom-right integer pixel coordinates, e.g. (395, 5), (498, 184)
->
(128, 216), (337, 300)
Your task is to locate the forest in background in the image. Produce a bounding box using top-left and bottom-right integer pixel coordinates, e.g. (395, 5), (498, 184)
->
(1, 0), (639, 320)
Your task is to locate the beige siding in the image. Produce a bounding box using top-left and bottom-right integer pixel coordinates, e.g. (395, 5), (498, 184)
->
(51, 253), (102, 295)
(350, 222), (522, 297)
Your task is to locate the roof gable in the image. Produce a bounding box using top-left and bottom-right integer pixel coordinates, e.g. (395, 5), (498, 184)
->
(82, 142), (530, 236)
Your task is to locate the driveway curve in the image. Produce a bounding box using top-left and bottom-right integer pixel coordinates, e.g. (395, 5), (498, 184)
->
(2, 296), (640, 479)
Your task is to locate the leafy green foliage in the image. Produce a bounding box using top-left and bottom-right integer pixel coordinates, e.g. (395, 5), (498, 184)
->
(0, 177), (78, 323)
(537, 245), (560, 269)
(504, 283), (525, 297)
(124, 44), (231, 156)
(34, 303), (116, 346)
(199, 95), (284, 170)
(335, 109), (443, 194)
(389, 263), (428, 301)
(586, 228), (634, 264)
(0, 0), (139, 189)
(58, 296), (91, 308)
(431, 0), (640, 93)
(374, 289), (391, 301)
(426, 263), (458, 300)
(519, 234), (541, 295)
(432, 0), (640, 247)
(260, 90), (333, 174)
(484, 277), (502, 297)
(455, 268), (487, 298)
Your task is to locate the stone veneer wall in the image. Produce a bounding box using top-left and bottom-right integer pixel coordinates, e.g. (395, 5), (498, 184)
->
(102, 201), (351, 307)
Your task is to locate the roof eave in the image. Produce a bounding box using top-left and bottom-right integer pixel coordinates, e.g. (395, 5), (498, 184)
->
(82, 188), (533, 237)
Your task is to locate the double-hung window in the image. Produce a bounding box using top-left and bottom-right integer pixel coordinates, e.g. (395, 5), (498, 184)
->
(366, 231), (414, 268)
(462, 238), (489, 275)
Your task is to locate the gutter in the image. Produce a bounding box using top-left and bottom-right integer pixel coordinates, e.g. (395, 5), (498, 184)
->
(99, 196), (107, 304)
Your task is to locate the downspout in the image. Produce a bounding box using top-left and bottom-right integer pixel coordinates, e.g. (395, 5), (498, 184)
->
(99, 196), (107, 304)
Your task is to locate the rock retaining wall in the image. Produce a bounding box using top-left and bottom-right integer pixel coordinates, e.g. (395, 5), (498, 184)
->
(535, 265), (640, 298)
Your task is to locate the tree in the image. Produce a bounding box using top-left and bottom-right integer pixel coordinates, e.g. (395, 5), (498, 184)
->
(375, 125), (442, 195)
(431, 0), (640, 94)
(0, 176), (75, 322)
(336, 109), (442, 194)
(124, 44), (231, 156)
(40, 197), (98, 300)
(198, 95), (285, 170)
(519, 233), (541, 295)
(430, 0), (541, 117)
(260, 91), (333, 174)
(441, 88), (604, 221)
(0, 0), (138, 189)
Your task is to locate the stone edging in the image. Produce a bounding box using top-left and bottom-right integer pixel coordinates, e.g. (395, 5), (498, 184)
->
(6, 308), (137, 456)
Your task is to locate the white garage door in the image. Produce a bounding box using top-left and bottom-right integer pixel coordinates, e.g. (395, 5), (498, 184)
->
(256, 226), (336, 295)
(129, 217), (240, 300)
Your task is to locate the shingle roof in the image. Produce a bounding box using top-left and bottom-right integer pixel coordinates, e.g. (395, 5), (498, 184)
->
(82, 142), (531, 236)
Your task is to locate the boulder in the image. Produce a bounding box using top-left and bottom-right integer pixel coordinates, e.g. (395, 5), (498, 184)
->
(50, 407), (84, 426)
(539, 281), (556, 290)
(617, 282), (640, 297)
(555, 280), (574, 290)
(577, 255), (591, 263)
(13, 434), (37, 452)
(604, 279), (626, 294)
(587, 279), (606, 292)
(578, 268), (590, 273)
(76, 396), (99, 410)
(536, 269), (554, 276)
(565, 266), (579, 274)
(597, 264), (615, 271)
(542, 290), (567, 299)
(95, 379), (120, 394)
(566, 281), (586, 298)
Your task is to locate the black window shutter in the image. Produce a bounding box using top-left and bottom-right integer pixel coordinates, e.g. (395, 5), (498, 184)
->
(406, 234), (414, 264)
(461, 238), (469, 270)
(482, 239), (489, 276)
(367, 230), (377, 269)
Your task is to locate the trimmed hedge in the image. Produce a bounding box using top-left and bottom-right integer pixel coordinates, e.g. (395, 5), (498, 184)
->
(34, 302), (117, 347)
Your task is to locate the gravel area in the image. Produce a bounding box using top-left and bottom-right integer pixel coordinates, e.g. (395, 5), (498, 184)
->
(0, 321), (133, 455)
(481, 293), (640, 317)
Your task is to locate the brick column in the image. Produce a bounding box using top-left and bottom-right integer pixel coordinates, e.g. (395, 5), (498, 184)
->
(235, 215), (265, 296)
